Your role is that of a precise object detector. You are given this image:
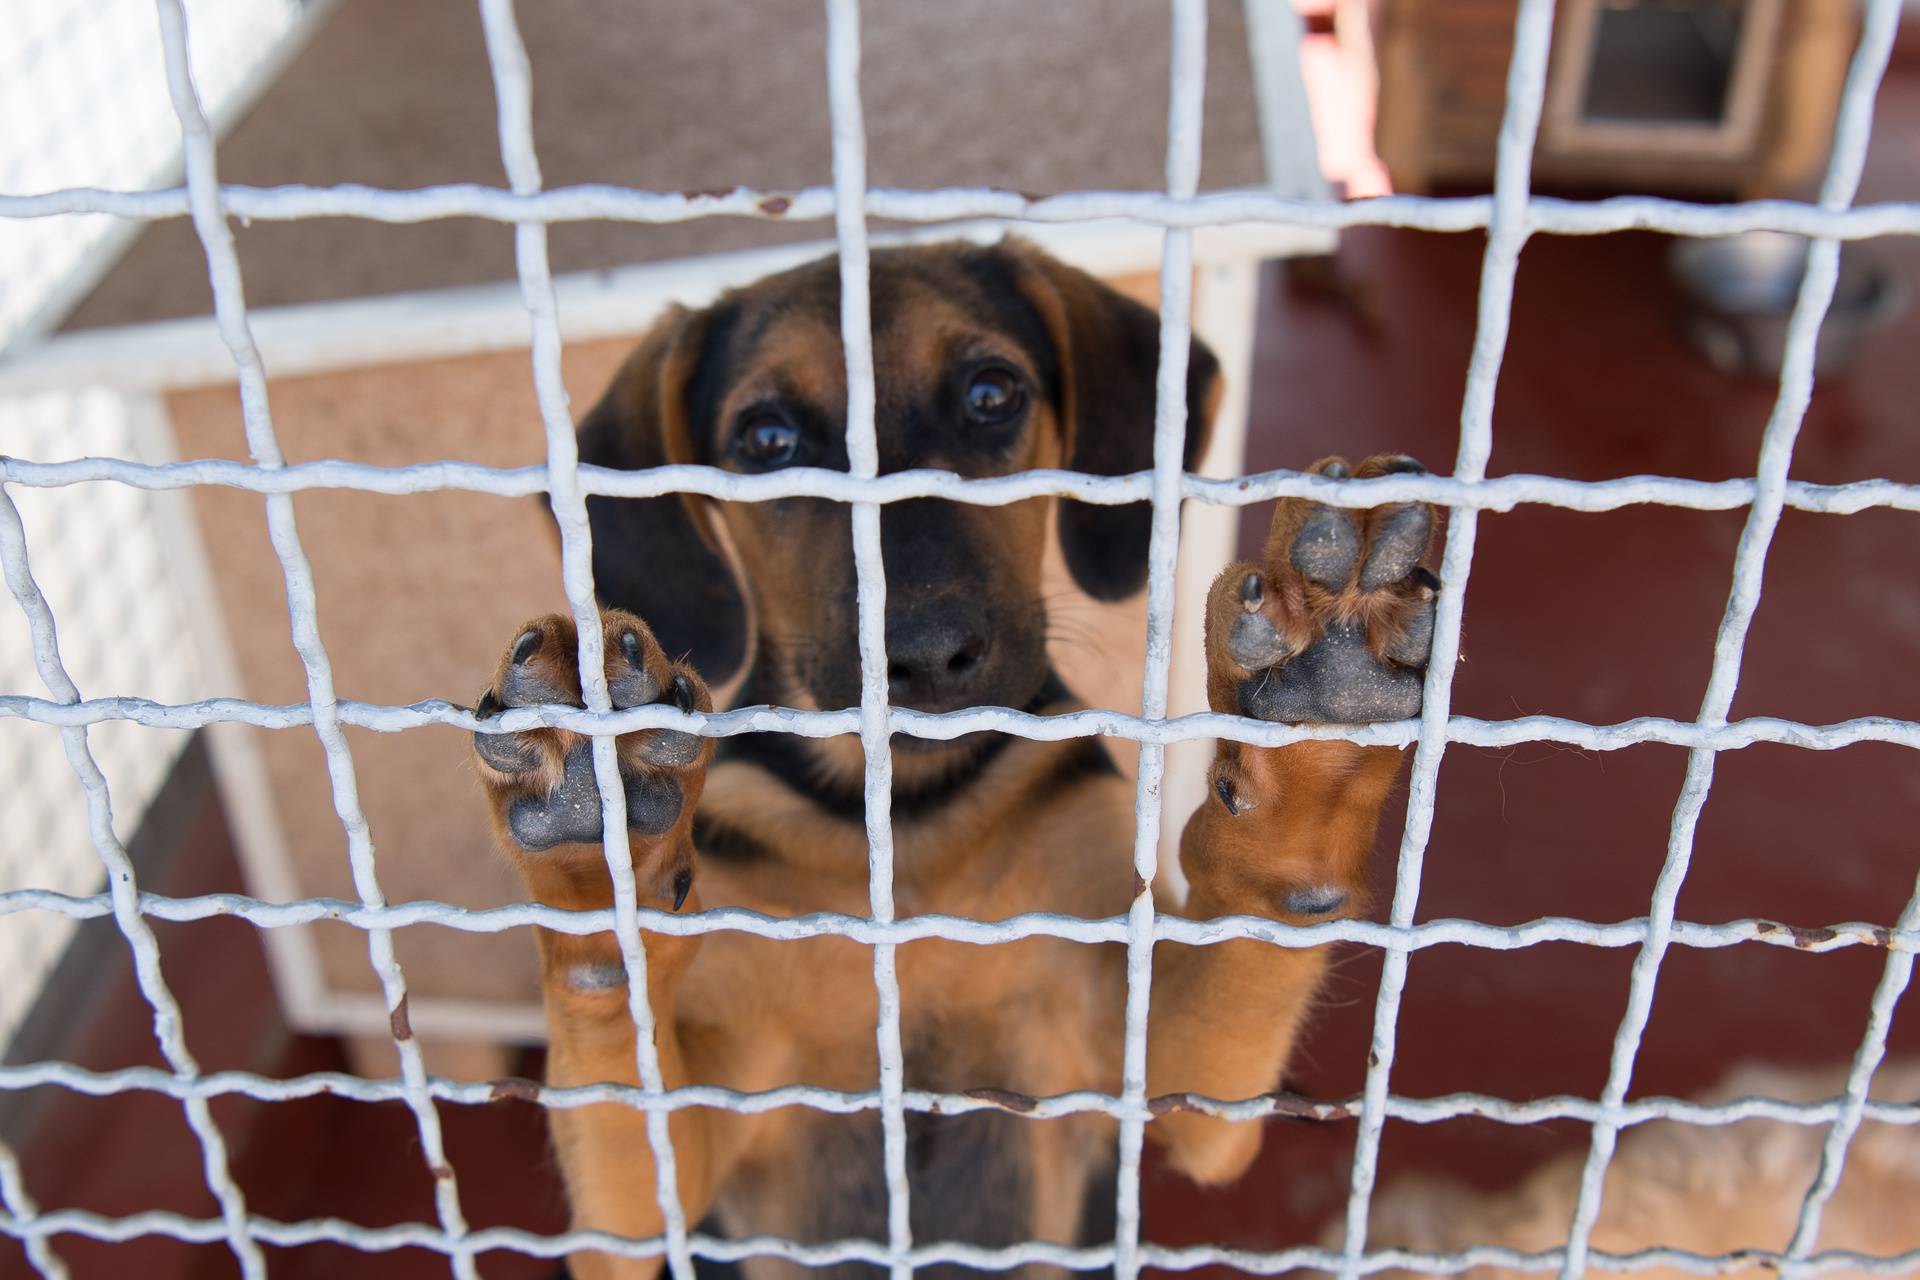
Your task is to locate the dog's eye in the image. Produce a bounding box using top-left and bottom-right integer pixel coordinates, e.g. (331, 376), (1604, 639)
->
(963, 366), (1026, 426)
(734, 412), (800, 468)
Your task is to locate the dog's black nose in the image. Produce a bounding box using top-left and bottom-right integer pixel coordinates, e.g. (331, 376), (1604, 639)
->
(885, 608), (990, 709)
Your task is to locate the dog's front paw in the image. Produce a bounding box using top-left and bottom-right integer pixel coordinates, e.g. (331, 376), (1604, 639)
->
(471, 611), (712, 900)
(1206, 455), (1439, 726)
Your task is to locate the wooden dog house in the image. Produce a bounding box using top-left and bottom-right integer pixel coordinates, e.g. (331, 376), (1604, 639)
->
(1375, 0), (1857, 196)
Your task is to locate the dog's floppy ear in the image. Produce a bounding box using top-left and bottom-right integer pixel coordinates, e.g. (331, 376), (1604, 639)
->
(990, 239), (1222, 601)
(568, 304), (748, 684)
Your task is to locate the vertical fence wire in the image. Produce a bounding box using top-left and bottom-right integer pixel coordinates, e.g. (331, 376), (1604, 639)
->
(0, 1102), (65, 1278)
(470, 3), (695, 1276)
(823, 2), (913, 1275)
(1113, 2), (1207, 1277)
(1782, 866), (1920, 1277)
(1335, 2), (1558, 1274)
(148, 0), (480, 1273)
(1749, 0), (1911, 1270)
(0, 484), (262, 1278)
(1557, 2), (1905, 1275)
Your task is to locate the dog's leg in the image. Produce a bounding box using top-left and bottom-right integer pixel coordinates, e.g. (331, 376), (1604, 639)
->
(1145, 454), (1438, 1184)
(471, 609), (723, 1278)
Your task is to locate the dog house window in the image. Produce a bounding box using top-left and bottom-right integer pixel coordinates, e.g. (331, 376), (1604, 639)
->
(1547, 0), (1785, 156)
(1583, 0), (1745, 124)
(0, 0), (1916, 1275)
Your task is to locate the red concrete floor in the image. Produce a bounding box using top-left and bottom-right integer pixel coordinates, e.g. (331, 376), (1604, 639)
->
(8, 65), (1920, 1280)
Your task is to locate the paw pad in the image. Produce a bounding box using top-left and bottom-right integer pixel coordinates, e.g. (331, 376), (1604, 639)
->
(472, 612), (709, 853)
(1214, 454), (1441, 727)
(1291, 505), (1362, 588)
(1284, 885), (1348, 916)
(1240, 619), (1424, 725)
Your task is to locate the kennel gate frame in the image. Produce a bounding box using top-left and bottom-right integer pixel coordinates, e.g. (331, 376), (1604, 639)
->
(0, 1), (1917, 1279)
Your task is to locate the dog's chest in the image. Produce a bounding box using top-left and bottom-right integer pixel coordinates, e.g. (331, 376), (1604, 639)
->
(691, 912), (1125, 1263)
(689, 737), (1137, 1260)
(718, 1078), (1117, 1275)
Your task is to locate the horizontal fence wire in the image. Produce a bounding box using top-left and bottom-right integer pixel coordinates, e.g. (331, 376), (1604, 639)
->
(5, 182), (1920, 241)
(3, 1056), (1920, 1130)
(3, 1208), (1920, 1278)
(3, 457), (1919, 517)
(4, 691), (1919, 754)
(1, 887), (1915, 955)
(1, 0), (1916, 1273)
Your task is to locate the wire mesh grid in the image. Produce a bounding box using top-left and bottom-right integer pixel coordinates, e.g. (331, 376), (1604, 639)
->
(1, 0), (1918, 1276)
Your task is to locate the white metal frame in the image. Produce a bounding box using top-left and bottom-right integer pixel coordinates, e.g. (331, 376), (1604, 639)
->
(1, 0), (1918, 1277)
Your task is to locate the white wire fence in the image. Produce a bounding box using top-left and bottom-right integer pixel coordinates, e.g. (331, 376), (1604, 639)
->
(0, 0), (1917, 1277)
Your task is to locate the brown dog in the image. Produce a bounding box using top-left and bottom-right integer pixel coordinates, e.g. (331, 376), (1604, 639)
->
(468, 238), (1439, 1279)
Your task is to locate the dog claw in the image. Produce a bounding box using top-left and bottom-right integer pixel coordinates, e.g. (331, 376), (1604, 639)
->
(609, 629), (663, 709)
(637, 675), (704, 768)
(1214, 774), (1256, 816)
(472, 687), (541, 772)
(511, 629), (541, 665)
(672, 867), (693, 912)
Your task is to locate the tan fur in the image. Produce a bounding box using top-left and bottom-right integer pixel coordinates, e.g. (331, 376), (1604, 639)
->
(1340, 1059), (1920, 1280)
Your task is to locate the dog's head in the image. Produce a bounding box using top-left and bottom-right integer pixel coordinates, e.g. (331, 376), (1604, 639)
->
(574, 238), (1219, 727)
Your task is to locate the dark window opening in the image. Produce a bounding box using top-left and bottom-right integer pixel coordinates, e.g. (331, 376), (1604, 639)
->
(1579, 0), (1748, 126)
